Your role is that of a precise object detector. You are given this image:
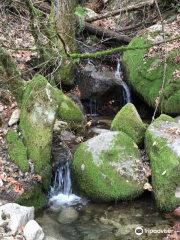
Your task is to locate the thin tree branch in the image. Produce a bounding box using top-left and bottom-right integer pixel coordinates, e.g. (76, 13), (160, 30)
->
(70, 35), (180, 59)
(85, 0), (155, 23)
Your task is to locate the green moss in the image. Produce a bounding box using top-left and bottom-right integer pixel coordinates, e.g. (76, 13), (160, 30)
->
(6, 131), (29, 172)
(58, 94), (86, 125)
(111, 103), (147, 146)
(73, 132), (144, 202)
(145, 124), (180, 211)
(17, 184), (47, 210)
(154, 114), (176, 123)
(20, 75), (59, 189)
(123, 36), (180, 115)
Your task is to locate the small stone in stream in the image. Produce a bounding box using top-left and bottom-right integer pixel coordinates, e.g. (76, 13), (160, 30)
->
(8, 109), (20, 126)
(57, 207), (79, 224)
(60, 130), (76, 141)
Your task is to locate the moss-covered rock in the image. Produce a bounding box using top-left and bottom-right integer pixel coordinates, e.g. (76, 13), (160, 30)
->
(123, 27), (180, 115)
(145, 121), (180, 211)
(6, 131), (29, 172)
(19, 74), (61, 189)
(73, 131), (146, 202)
(58, 93), (86, 126)
(111, 103), (146, 146)
(154, 114), (176, 123)
(17, 184), (47, 210)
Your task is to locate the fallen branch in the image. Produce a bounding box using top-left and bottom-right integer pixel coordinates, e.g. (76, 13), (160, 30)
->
(84, 22), (132, 43)
(70, 35), (180, 59)
(86, 0), (155, 23)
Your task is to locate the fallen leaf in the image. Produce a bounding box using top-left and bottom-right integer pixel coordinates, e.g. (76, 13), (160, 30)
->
(143, 183), (153, 191)
(33, 175), (42, 181)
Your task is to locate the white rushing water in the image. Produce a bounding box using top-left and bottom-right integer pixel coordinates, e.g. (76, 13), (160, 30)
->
(49, 161), (87, 207)
(115, 57), (131, 103)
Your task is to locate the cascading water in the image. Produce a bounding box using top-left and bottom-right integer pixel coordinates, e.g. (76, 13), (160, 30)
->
(115, 57), (131, 103)
(49, 161), (87, 207)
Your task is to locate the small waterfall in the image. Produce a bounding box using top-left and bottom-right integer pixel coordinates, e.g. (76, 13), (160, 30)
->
(49, 161), (87, 207)
(86, 98), (99, 117)
(115, 57), (131, 103)
(121, 81), (131, 103)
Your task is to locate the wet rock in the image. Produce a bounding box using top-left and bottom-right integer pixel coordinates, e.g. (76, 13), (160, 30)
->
(111, 103), (147, 146)
(61, 130), (76, 141)
(57, 207), (79, 224)
(73, 131), (147, 202)
(24, 220), (44, 240)
(8, 109), (20, 126)
(0, 203), (34, 235)
(76, 65), (124, 103)
(145, 121), (180, 211)
(52, 145), (71, 169)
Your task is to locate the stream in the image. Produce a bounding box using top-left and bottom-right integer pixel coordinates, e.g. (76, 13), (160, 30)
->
(35, 59), (175, 240)
(36, 167), (175, 240)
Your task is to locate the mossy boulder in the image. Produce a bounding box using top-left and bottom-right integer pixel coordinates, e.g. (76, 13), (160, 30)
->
(154, 114), (176, 123)
(58, 93), (86, 126)
(123, 25), (180, 115)
(19, 74), (61, 189)
(111, 103), (146, 146)
(73, 131), (146, 202)
(145, 121), (180, 211)
(6, 131), (29, 172)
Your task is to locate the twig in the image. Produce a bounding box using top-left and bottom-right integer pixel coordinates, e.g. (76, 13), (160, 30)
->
(151, 0), (167, 122)
(85, 0), (155, 23)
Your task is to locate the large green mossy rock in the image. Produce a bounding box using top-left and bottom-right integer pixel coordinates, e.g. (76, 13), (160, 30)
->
(145, 121), (180, 211)
(123, 26), (180, 115)
(58, 93), (86, 125)
(20, 75), (60, 189)
(111, 103), (146, 146)
(6, 131), (29, 172)
(73, 131), (145, 202)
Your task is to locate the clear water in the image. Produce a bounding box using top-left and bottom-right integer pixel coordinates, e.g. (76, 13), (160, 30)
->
(36, 194), (174, 240)
(38, 161), (175, 240)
